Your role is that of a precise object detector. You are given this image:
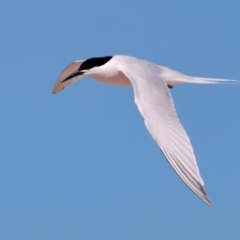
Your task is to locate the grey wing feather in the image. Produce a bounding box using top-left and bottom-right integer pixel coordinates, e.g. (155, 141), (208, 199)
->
(120, 64), (212, 204)
(52, 60), (84, 94)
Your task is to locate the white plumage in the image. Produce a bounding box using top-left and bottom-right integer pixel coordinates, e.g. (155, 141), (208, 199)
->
(52, 55), (239, 204)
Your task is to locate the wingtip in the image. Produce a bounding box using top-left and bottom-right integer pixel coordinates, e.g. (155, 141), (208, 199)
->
(204, 196), (214, 206)
(205, 194), (214, 206)
(51, 60), (85, 95)
(198, 184), (214, 206)
(51, 81), (66, 94)
(198, 183), (213, 206)
(51, 88), (59, 94)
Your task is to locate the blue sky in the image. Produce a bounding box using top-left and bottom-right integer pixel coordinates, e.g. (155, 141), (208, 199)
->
(0, 0), (240, 239)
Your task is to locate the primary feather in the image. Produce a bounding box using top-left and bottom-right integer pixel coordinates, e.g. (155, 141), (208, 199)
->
(119, 58), (211, 204)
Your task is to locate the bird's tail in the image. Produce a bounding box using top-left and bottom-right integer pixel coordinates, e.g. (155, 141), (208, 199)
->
(169, 76), (240, 85)
(182, 76), (240, 84)
(161, 66), (240, 85)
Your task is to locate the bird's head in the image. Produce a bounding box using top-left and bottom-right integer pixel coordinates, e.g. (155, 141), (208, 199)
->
(52, 56), (112, 93)
(62, 56), (113, 82)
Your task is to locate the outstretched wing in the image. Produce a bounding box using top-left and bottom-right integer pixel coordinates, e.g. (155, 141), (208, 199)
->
(121, 64), (211, 204)
(52, 60), (85, 94)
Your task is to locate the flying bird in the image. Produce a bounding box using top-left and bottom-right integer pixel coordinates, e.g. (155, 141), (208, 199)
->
(52, 55), (238, 204)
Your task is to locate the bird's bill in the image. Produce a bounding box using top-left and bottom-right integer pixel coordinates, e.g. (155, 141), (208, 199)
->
(61, 69), (83, 83)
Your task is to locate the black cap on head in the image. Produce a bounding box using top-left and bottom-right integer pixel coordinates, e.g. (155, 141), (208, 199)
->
(79, 56), (113, 71)
(61, 56), (113, 83)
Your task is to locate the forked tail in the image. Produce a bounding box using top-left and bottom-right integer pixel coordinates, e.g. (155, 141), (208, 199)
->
(161, 66), (240, 85)
(184, 76), (240, 84)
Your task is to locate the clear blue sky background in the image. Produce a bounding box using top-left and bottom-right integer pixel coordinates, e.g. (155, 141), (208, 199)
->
(0, 1), (240, 239)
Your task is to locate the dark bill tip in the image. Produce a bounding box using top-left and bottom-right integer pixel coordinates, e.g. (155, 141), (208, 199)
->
(61, 70), (83, 83)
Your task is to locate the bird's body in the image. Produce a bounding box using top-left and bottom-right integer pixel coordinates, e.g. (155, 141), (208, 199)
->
(52, 55), (238, 205)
